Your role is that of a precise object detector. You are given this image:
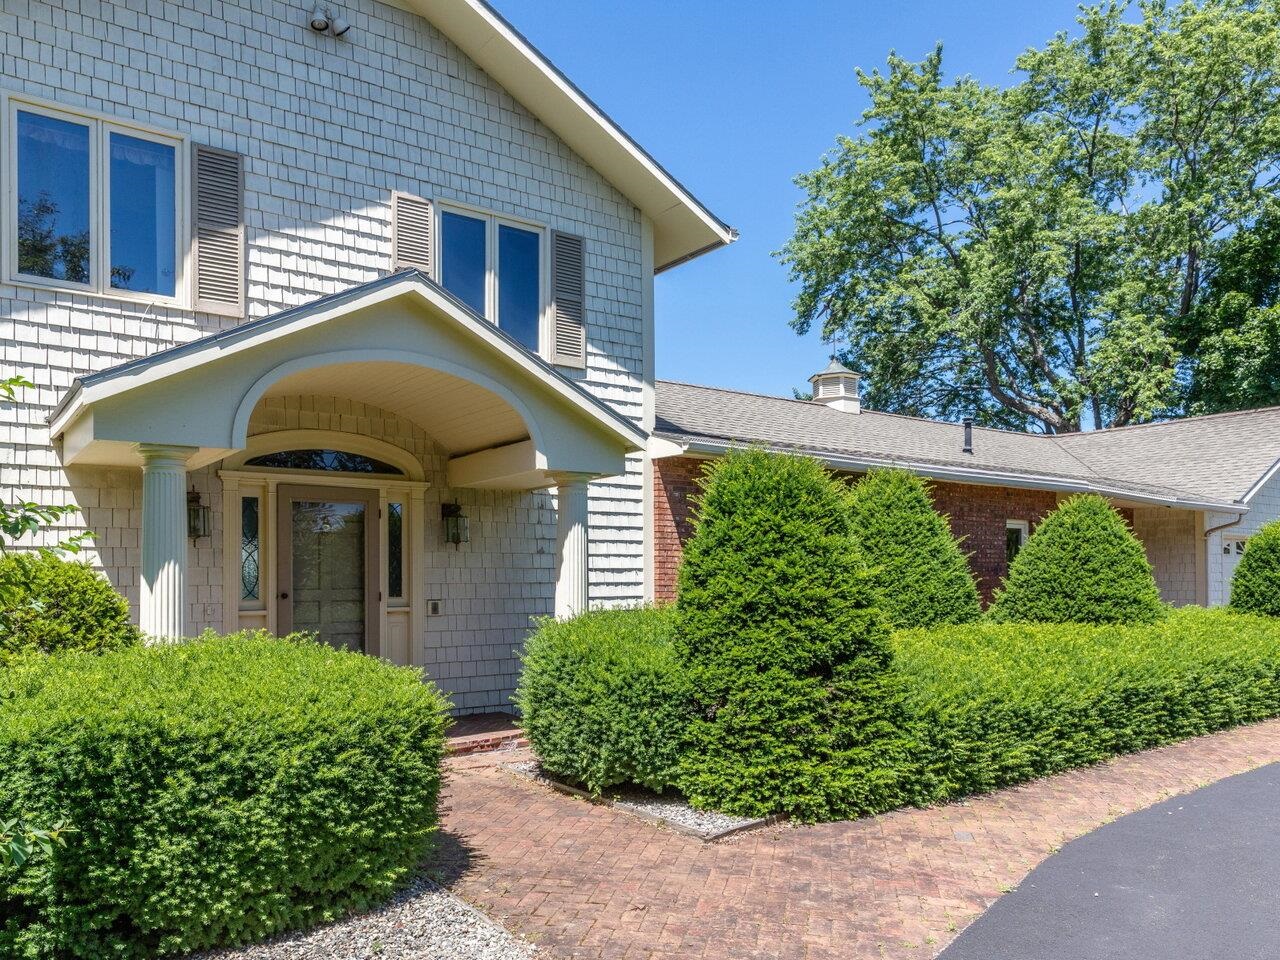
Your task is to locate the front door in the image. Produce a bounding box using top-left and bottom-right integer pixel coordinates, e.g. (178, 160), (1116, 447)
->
(276, 484), (380, 655)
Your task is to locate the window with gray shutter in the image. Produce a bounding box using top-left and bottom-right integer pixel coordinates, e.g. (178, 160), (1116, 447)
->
(191, 144), (245, 316)
(550, 230), (586, 368)
(391, 192), (433, 274)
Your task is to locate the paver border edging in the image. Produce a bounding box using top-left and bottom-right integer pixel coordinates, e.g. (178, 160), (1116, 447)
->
(503, 762), (781, 842)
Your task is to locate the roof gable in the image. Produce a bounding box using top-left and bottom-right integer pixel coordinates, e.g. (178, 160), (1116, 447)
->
(404, 0), (735, 270)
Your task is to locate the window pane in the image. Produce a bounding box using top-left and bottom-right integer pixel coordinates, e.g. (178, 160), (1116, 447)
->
(110, 132), (176, 296)
(498, 223), (540, 351)
(16, 110), (92, 284)
(388, 502), (404, 599)
(241, 496), (260, 602)
(244, 449), (403, 474)
(440, 211), (487, 315)
(1005, 526), (1024, 565)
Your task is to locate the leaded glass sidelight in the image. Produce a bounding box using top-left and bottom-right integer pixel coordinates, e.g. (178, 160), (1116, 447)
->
(387, 502), (404, 599)
(241, 496), (260, 602)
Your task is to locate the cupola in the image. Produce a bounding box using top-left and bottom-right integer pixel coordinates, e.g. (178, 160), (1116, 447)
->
(809, 359), (861, 413)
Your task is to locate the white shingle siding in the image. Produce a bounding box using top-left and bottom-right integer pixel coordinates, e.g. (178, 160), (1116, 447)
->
(1206, 471), (1280, 607)
(1, 0), (649, 635)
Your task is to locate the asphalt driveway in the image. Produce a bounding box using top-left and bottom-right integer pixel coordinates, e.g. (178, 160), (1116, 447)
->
(940, 762), (1280, 960)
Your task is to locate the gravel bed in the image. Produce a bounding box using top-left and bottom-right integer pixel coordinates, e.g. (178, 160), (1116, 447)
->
(508, 760), (763, 839)
(194, 875), (535, 960)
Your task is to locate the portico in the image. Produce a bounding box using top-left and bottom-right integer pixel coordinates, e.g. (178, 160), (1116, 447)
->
(48, 272), (645, 706)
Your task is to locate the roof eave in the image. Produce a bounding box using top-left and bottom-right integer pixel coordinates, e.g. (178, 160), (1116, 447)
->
(406, 0), (735, 271)
(653, 433), (1246, 514)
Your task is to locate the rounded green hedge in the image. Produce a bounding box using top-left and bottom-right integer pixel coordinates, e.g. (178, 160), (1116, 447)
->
(0, 552), (139, 661)
(675, 448), (906, 821)
(1229, 521), (1280, 616)
(987, 493), (1166, 625)
(515, 607), (685, 794)
(0, 633), (449, 959)
(847, 469), (981, 628)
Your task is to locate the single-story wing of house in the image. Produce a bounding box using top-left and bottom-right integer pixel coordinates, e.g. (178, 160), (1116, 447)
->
(650, 361), (1280, 608)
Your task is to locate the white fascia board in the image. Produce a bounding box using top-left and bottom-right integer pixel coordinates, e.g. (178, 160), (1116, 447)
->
(50, 274), (648, 453)
(664, 436), (1246, 514)
(404, 0), (735, 270)
(1241, 456), (1280, 504)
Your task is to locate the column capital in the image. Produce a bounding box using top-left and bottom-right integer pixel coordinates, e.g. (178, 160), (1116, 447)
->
(136, 443), (199, 467)
(548, 471), (596, 489)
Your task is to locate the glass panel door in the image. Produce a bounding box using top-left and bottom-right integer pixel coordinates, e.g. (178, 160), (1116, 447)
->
(275, 486), (380, 655)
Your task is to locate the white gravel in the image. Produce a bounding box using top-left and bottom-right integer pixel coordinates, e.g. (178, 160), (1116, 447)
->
(194, 876), (535, 960)
(508, 760), (762, 838)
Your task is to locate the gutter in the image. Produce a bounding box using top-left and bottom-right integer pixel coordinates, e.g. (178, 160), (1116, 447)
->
(652, 434), (1245, 515)
(654, 231), (741, 275)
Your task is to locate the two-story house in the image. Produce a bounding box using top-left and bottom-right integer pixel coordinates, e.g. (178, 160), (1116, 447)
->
(2, 0), (733, 713)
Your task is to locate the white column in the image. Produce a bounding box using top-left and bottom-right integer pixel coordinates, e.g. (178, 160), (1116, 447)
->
(139, 444), (195, 640)
(554, 474), (592, 619)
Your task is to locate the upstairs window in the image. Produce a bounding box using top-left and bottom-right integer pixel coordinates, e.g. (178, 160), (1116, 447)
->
(437, 204), (545, 353)
(8, 99), (183, 302)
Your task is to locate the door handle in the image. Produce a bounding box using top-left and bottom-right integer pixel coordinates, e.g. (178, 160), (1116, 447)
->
(279, 592), (289, 600)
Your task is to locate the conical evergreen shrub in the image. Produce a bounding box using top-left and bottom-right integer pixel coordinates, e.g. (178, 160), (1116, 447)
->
(1229, 521), (1280, 617)
(674, 448), (906, 821)
(847, 469), (981, 628)
(987, 493), (1165, 625)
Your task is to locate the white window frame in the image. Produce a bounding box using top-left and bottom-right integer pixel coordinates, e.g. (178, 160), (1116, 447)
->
(2, 91), (190, 307)
(434, 199), (550, 357)
(1006, 519), (1029, 560)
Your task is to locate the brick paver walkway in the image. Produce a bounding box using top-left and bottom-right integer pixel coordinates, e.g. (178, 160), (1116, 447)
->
(439, 719), (1280, 960)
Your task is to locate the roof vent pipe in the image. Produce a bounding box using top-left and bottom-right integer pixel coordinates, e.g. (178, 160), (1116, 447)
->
(962, 418), (974, 454)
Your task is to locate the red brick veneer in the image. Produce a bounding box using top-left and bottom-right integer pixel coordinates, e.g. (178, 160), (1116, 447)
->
(651, 456), (1131, 605)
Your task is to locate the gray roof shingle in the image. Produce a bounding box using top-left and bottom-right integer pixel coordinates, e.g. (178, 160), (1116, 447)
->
(654, 380), (1280, 510)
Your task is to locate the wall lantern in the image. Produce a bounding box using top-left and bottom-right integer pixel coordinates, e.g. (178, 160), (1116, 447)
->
(187, 489), (212, 540)
(441, 502), (469, 546)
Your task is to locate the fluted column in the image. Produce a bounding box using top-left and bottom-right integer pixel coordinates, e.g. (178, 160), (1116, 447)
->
(553, 474), (592, 619)
(139, 444), (195, 640)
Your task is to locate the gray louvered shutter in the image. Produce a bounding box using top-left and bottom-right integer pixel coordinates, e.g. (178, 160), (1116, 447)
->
(191, 144), (245, 316)
(550, 230), (586, 368)
(391, 192), (433, 274)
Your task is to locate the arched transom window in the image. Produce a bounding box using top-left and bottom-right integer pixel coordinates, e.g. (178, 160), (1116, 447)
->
(243, 448), (404, 475)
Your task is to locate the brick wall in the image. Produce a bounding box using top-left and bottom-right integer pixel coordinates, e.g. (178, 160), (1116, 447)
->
(652, 455), (707, 603)
(651, 457), (1156, 607)
(928, 481), (1060, 603)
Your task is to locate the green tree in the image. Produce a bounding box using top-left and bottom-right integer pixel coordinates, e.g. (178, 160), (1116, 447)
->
(1177, 205), (1280, 413)
(988, 493), (1166, 624)
(781, 0), (1280, 432)
(674, 449), (905, 821)
(847, 469), (981, 628)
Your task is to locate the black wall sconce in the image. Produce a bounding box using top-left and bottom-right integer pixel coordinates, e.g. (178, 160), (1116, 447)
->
(442, 501), (469, 545)
(187, 489), (212, 540)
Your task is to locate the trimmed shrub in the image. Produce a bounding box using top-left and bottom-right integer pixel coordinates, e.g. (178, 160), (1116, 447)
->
(846, 469), (981, 628)
(1229, 521), (1280, 616)
(987, 493), (1165, 624)
(0, 552), (139, 661)
(893, 608), (1280, 805)
(674, 448), (906, 821)
(515, 607), (685, 794)
(0, 632), (449, 959)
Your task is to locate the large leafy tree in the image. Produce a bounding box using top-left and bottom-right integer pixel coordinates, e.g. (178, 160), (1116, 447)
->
(781, 0), (1280, 431)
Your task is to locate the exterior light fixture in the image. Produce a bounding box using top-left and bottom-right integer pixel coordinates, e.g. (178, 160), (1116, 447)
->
(309, 6), (330, 31)
(187, 489), (212, 540)
(442, 502), (469, 546)
(330, 14), (351, 36)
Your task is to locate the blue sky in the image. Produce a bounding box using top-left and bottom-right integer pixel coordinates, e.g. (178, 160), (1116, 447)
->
(497, 0), (1094, 398)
